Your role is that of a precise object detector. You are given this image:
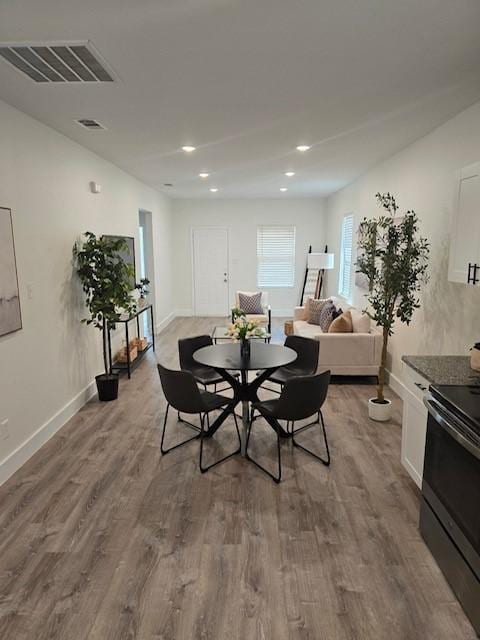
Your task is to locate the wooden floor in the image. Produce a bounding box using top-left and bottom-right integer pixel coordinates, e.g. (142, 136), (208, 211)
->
(0, 317), (476, 640)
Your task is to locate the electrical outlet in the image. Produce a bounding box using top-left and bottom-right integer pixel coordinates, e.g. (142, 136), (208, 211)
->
(26, 283), (33, 300)
(0, 419), (9, 441)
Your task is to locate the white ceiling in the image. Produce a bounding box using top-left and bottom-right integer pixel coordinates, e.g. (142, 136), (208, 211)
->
(1, 0), (480, 198)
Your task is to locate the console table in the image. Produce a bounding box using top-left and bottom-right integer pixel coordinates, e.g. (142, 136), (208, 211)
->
(108, 304), (155, 379)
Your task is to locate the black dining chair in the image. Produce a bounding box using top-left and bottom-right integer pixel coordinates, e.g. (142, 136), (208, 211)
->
(179, 334), (239, 391)
(178, 334), (239, 428)
(246, 370), (331, 483)
(258, 335), (320, 432)
(157, 363), (241, 473)
(266, 335), (319, 386)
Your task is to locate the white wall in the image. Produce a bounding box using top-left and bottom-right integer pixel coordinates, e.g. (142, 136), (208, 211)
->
(325, 100), (480, 385)
(0, 99), (174, 483)
(172, 198), (326, 316)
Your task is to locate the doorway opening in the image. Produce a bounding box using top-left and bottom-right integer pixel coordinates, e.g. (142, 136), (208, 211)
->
(138, 210), (155, 335)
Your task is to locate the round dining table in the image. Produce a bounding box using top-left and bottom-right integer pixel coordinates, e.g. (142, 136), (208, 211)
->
(194, 341), (297, 455)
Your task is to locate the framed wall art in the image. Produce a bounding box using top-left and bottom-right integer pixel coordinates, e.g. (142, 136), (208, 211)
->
(0, 207), (22, 337)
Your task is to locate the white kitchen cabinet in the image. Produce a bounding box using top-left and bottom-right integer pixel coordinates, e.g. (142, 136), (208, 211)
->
(448, 161), (480, 284)
(401, 363), (429, 488)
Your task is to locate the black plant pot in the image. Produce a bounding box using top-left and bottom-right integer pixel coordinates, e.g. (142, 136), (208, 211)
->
(96, 373), (119, 402)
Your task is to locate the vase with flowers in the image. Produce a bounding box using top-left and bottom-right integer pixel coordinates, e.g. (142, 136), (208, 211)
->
(135, 277), (150, 309)
(227, 317), (266, 358)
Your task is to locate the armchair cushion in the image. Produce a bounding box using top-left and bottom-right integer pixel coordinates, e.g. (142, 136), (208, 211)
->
(245, 313), (268, 324)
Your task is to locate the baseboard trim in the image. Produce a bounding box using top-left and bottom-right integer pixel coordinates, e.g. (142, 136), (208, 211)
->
(0, 379), (97, 486)
(175, 308), (193, 317)
(401, 455), (422, 489)
(155, 311), (175, 334)
(387, 370), (406, 400)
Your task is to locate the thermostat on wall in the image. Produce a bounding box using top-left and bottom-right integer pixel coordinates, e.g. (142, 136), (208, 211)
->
(89, 181), (102, 194)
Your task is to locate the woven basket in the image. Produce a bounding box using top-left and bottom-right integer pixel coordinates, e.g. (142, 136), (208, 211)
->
(284, 320), (294, 336)
(116, 346), (138, 363)
(133, 337), (149, 351)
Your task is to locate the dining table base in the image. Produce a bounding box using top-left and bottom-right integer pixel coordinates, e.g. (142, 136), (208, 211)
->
(205, 367), (289, 456)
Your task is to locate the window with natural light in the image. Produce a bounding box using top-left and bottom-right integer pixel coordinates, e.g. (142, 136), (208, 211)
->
(257, 225), (296, 288)
(338, 214), (354, 299)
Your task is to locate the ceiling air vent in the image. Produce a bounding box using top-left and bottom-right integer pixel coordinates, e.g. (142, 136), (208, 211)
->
(0, 41), (116, 83)
(75, 119), (106, 131)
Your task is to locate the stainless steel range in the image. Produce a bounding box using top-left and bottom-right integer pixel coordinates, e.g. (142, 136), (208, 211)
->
(423, 385), (480, 635)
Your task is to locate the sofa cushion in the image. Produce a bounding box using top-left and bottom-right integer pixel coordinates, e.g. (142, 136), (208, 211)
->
(305, 297), (329, 325)
(350, 308), (371, 333)
(318, 301), (336, 332)
(329, 310), (353, 333)
(238, 292), (263, 314)
(293, 320), (323, 339)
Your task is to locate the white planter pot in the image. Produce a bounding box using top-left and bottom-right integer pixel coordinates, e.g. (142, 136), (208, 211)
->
(368, 397), (392, 422)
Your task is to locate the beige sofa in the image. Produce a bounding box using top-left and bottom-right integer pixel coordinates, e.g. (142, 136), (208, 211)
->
(293, 296), (382, 376)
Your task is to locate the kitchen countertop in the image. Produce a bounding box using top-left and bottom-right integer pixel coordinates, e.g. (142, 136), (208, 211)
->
(402, 355), (480, 386)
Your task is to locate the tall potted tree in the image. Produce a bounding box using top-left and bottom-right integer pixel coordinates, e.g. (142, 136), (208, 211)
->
(357, 193), (429, 421)
(74, 232), (136, 401)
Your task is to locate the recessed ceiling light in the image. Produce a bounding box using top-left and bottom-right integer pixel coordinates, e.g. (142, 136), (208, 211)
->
(182, 145), (196, 153)
(296, 145), (311, 152)
(199, 172), (209, 178)
(280, 187), (288, 192)
(285, 171), (295, 177)
(210, 187), (219, 193)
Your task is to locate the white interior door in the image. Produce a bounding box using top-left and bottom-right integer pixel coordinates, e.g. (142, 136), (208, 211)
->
(192, 228), (229, 316)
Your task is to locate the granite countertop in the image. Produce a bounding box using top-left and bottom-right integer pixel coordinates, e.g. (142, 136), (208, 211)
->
(402, 355), (480, 386)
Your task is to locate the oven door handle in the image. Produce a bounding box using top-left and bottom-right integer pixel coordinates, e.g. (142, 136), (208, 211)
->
(424, 396), (480, 460)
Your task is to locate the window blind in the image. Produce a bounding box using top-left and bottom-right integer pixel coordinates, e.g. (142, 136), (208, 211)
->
(338, 214), (354, 299)
(257, 225), (296, 288)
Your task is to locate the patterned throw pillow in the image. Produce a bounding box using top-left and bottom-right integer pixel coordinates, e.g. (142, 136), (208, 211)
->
(318, 301), (337, 332)
(306, 298), (329, 325)
(238, 292), (263, 314)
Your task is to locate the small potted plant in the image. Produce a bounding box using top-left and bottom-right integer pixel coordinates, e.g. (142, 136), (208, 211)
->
(74, 232), (136, 401)
(135, 277), (150, 309)
(356, 193), (429, 421)
(227, 317), (266, 358)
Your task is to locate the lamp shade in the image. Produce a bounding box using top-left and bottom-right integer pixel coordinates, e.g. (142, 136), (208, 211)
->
(307, 252), (334, 270)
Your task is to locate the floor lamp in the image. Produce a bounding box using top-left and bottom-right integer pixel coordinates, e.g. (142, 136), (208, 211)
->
(307, 252), (335, 299)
